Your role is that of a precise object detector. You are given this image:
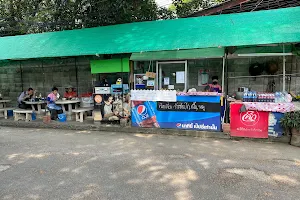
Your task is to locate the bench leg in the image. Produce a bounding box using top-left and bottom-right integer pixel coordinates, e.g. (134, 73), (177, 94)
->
(14, 113), (18, 121)
(75, 113), (79, 122)
(4, 110), (7, 119)
(25, 113), (30, 122)
(80, 112), (84, 123)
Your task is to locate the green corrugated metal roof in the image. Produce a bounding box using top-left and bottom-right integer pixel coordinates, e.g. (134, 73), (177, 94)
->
(234, 45), (292, 54)
(0, 7), (300, 60)
(130, 48), (224, 61)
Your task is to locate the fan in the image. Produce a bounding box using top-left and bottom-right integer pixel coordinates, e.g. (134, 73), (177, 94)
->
(249, 62), (264, 77)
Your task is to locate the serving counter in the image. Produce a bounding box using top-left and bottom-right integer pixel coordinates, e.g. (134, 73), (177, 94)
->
(131, 91), (223, 131)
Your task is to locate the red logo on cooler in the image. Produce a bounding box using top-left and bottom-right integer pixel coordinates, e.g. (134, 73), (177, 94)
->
(240, 111), (260, 126)
(137, 105), (147, 115)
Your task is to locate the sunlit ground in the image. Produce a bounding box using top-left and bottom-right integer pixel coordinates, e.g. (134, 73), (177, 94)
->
(0, 127), (299, 200)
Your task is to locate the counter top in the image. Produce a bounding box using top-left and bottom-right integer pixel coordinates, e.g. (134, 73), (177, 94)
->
(231, 101), (295, 113)
(177, 92), (223, 96)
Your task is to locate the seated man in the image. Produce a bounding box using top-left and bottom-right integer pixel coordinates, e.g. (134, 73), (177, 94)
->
(47, 87), (63, 120)
(17, 88), (34, 109)
(64, 86), (77, 100)
(63, 86), (77, 111)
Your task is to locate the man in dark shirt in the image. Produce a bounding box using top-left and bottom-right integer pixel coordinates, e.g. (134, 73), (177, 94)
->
(17, 88), (34, 109)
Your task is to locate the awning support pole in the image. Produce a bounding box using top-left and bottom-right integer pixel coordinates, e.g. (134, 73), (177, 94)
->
(41, 60), (45, 97)
(75, 57), (79, 95)
(20, 61), (23, 92)
(283, 45), (286, 92)
(225, 48), (229, 123)
(155, 61), (159, 90)
(222, 56), (225, 93)
(185, 60), (188, 92)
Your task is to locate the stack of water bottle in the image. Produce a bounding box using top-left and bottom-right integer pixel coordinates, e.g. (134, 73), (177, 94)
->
(243, 91), (289, 103)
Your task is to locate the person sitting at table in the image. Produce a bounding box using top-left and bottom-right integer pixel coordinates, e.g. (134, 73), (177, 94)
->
(64, 86), (77, 100)
(205, 76), (222, 93)
(47, 87), (63, 120)
(17, 88), (34, 109)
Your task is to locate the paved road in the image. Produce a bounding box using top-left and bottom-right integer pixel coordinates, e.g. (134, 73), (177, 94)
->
(0, 127), (299, 200)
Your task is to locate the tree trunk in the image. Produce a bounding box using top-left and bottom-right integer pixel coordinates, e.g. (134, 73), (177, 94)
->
(291, 128), (300, 147)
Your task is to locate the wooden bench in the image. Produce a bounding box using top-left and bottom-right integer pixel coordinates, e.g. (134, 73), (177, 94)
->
(13, 109), (33, 122)
(72, 107), (93, 122)
(0, 107), (15, 119)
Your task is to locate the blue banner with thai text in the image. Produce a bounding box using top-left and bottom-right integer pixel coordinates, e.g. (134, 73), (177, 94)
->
(131, 96), (221, 131)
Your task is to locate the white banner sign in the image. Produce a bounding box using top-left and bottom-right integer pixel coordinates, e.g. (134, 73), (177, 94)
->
(130, 90), (177, 102)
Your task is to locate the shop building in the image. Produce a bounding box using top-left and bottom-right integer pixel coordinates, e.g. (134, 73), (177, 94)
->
(0, 7), (299, 138)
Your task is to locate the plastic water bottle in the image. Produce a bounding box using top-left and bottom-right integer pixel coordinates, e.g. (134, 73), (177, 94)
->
(265, 93), (268, 102)
(271, 93), (275, 103)
(279, 92), (285, 103)
(275, 92), (279, 103)
(248, 91), (253, 102)
(243, 92), (248, 102)
(253, 91), (257, 102)
(261, 93), (267, 102)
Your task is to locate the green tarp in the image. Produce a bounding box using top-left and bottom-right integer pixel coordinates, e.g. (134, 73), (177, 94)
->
(130, 48), (224, 61)
(91, 58), (129, 74)
(0, 7), (300, 60)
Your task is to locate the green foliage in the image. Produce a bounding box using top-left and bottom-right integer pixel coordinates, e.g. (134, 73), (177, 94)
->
(0, 0), (164, 36)
(280, 111), (300, 131)
(0, 0), (224, 36)
(171, 0), (225, 17)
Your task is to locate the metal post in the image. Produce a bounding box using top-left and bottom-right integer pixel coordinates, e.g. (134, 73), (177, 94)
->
(159, 63), (162, 90)
(224, 48), (229, 123)
(75, 57), (79, 95)
(156, 61), (159, 90)
(20, 61), (24, 91)
(225, 49), (229, 96)
(283, 45), (286, 92)
(41, 60), (45, 97)
(121, 58), (124, 111)
(185, 60), (188, 92)
(222, 56), (225, 93)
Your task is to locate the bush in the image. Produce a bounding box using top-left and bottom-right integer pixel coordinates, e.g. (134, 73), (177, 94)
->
(280, 111), (300, 131)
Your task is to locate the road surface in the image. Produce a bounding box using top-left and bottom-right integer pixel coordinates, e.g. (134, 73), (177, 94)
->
(0, 126), (299, 200)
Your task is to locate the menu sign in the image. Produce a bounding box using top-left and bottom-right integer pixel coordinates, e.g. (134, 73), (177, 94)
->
(157, 101), (220, 112)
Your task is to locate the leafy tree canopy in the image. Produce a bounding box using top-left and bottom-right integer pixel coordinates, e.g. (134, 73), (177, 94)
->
(0, 0), (224, 36)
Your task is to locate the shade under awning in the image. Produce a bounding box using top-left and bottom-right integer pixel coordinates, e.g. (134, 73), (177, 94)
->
(130, 48), (224, 61)
(91, 58), (129, 74)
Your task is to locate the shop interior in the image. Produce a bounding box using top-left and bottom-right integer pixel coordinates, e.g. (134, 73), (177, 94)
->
(133, 58), (224, 92)
(91, 58), (130, 123)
